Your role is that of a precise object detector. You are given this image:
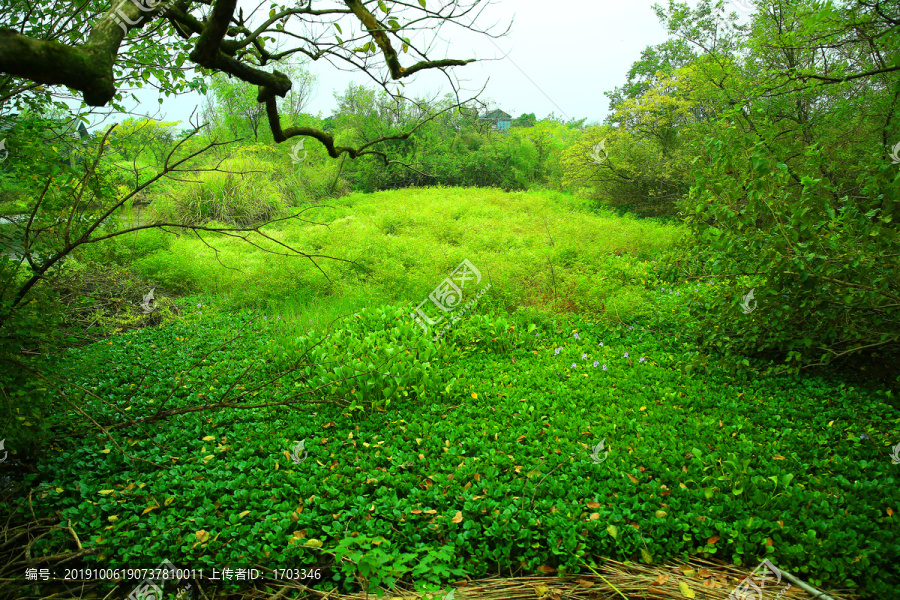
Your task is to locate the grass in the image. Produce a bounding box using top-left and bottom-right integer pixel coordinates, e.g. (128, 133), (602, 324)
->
(124, 187), (680, 324)
(6, 187), (899, 599)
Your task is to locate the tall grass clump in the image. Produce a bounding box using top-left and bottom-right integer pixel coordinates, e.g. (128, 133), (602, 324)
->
(150, 153), (287, 226)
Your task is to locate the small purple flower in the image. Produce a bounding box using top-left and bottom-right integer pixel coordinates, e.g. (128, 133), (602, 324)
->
(554, 348), (561, 356)
(639, 357), (645, 363)
(582, 353), (587, 360)
(661, 287), (665, 291)
(624, 352), (629, 358)
(860, 434), (870, 440)
(669, 291), (672, 294)
(593, 361), (599, 367)
(573, 333), (580, 340)
(263, 316), (268, 321)
(571, 363), (577, 369)
(675, 292), (679, 295)
(197, 302), (202, 308)
(602, 364), (607, 371)
(598, 342), (604, 347)
(277, 315), (281, 320)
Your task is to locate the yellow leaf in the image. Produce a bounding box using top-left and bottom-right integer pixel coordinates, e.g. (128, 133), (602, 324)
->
(655, 510), (667, 518)
(679, 581), (695, 598)
(828, 420), (834, 427)
(640, 547), (653, 563)
(98, 489), (115, 495)
(141, 506), (158, 515)
(888, 508), (894, 517)
(275, 461), (280, 471)
(108, 515), (119, 522)
(195, 530), (209, 543)
(239, 510), (250, 518)
(202, 436), (216, 441)
(305, 538), (323, 548)
(101, 449), (111, 454)
(55, 487), (64, 493)
(203, 455), (214, 460)
(534, 585), (549, 598)
(164, 497), (175, 506)
(607, 525), (618, 538)
(627, 474), (639, 483)
(773, 454), (785, 460)
(452, 511), (463, 523)
(639, 406), (647, 411)
(471, 392), (478, 399)
(589, 512), (599, 520)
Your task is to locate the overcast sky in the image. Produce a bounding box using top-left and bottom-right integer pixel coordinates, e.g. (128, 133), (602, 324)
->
(97, 0), (739, 128)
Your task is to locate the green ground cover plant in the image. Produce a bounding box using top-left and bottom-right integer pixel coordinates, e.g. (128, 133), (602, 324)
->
(12, 289), (899, 598)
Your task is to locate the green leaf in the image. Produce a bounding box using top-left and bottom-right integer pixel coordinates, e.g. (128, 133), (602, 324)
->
(378, 0), (388, 13)
(334, 23), (342, 35)
(418, 0), (426, 7)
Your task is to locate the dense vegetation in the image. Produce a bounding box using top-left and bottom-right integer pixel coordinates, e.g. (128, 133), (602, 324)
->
(1, 0), (899, 599)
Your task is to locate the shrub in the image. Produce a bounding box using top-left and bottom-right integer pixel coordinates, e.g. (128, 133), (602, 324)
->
(154, 154), (287, 226)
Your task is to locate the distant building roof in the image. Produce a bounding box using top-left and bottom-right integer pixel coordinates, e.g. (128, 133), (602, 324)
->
(479, 109), (512, 121)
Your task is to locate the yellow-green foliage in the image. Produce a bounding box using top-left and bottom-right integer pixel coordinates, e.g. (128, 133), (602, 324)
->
(132, 187), (683, 324)
(149, 153), (288, 226)
(562, 66), (715, 215)
(508, 120), (582, 190)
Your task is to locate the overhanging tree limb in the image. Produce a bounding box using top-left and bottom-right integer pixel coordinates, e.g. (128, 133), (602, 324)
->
(0, 0), (494, 159)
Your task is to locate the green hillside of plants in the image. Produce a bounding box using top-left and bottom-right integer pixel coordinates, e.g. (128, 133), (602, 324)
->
(5, 186), (898, 599)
